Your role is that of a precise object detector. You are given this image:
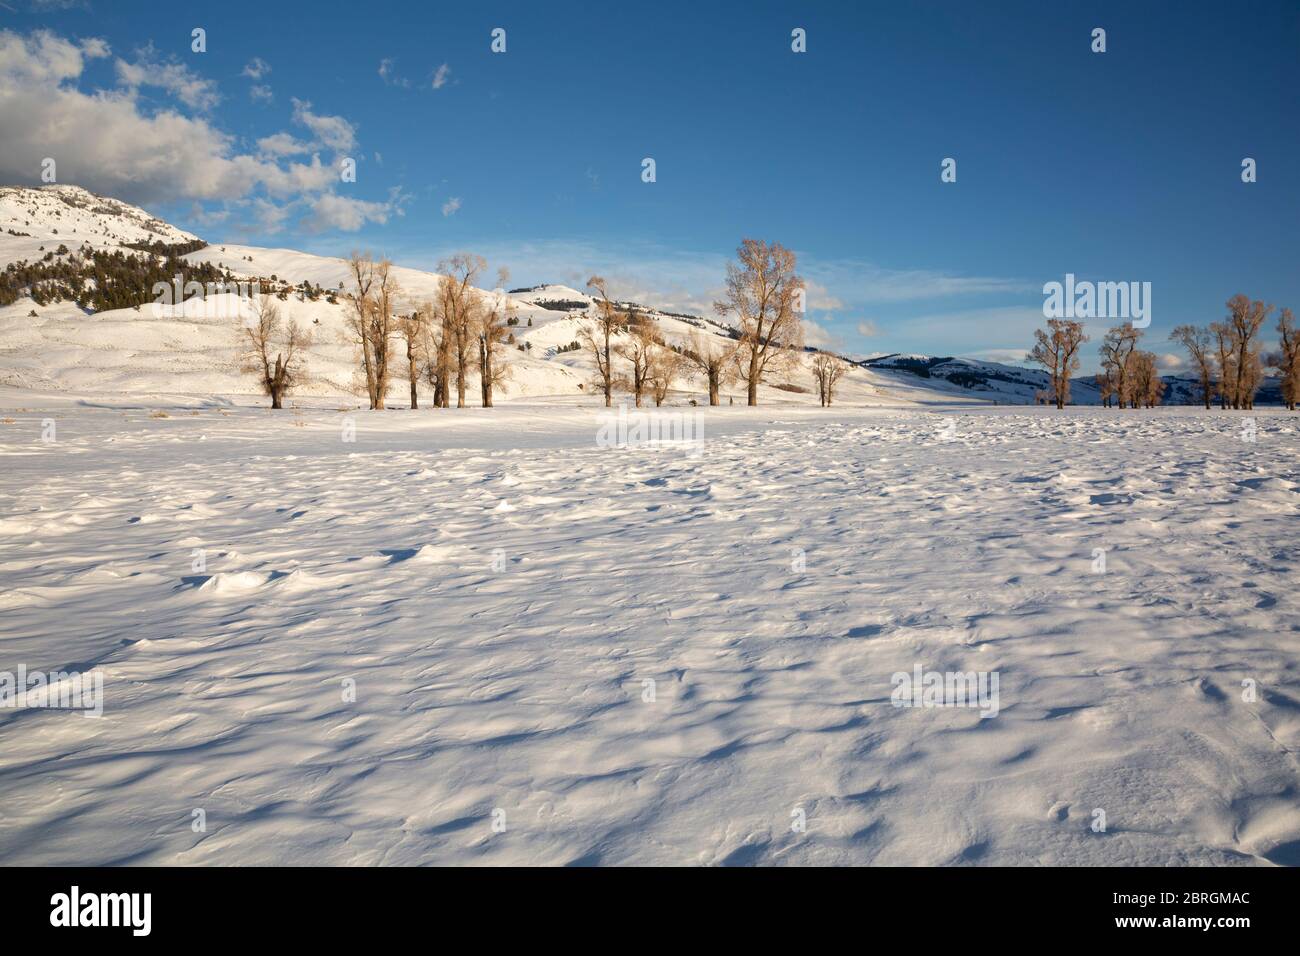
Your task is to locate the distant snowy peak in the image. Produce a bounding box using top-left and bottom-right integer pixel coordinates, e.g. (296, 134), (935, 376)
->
(507, 284), (595, 311)
(0, 185), (199, 249)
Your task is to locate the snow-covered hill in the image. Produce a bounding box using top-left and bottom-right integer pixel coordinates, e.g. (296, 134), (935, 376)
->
(0, 185), (196, 257)
(0, 184), (1254, 408)
(0, 186), (914, 406)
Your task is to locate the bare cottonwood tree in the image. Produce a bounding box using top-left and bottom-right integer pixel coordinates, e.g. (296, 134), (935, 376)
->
(398, 308), (427, 409)
(1098, 324), (1141, 409)
(1274, 307), (1299, 411)
(368, 259), (400, 409)
(240, 295), (309, 409)
(683, 331), (737, 406)
(1128, 350), (1165, 408)
(1223, 295), (1272, 410)
(581, 276), (623, 406)
(436, 254), (487, 408)
(715, 239), (805, 406)
(617, 313), (656, 408)
(478, 275), (513, 407)
(1028, 318), (1088, 409)
(1095, 370), (1115, 408)
(342, 252), (399, 409)
(1210, 321), (1235, 409)
(343, 251), (377, 406)
(1169, 324), (1215, 410)
(648, 340), (686, 407)
(811, 353), (847, 406)
(426, 280), (457, 408)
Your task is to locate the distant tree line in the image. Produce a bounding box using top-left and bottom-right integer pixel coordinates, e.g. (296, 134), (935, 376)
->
(1029, 295), (1298, 410)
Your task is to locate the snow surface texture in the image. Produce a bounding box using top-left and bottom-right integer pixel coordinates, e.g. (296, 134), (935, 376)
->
(1, 402), (1297, 865)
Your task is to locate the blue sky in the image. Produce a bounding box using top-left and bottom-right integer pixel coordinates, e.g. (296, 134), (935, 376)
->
(3, 0), (1298, 369)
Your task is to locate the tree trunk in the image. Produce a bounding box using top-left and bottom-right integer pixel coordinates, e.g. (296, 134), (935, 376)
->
(708, 369), (720, 406)
(408, 345), (418, 410)
(603, 328), (612, 407)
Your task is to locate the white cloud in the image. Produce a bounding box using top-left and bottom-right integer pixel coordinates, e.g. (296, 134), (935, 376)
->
(256, 132), (311, 158)
(0, 28), (389, 234)
(290, 97), (356, 152)
(441, 196), (461, 217)
(304, 193), (395, 232)
(249, 84), (273, 103)
(802, 279), (844, 313)
(0, 29), (106, 85)
(856, 320), (880, 337)
(1157, 352), (1184, 370)
(114, 44), (221, 110)
(241, 57), (270, 80)
(431, 63), (451, 90)
(801, 319), (840, 352)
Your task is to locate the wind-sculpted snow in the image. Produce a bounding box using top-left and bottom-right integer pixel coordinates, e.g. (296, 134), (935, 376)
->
(0, 404), (1297, 865)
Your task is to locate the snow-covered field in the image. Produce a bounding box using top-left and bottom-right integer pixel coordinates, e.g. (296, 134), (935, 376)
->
(1, 398), (1297, 865)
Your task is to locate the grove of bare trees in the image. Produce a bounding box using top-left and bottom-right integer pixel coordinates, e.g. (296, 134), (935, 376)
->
(1167, 296), (1287, 410)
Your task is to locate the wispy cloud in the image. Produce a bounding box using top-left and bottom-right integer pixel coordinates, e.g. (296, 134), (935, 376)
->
(441, 197), (461, 217)
(431, 63), (451, 90)
(241, 57), (270, 80)
(801, 258), (1032, 305)
(378, 57), (411, 88)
